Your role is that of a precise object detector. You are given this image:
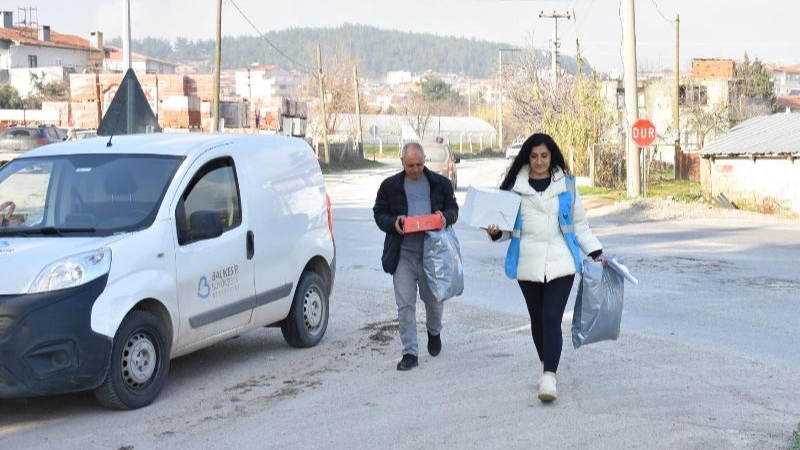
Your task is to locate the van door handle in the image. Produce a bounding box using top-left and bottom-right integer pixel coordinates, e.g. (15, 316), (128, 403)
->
(246, 231), (255, 260)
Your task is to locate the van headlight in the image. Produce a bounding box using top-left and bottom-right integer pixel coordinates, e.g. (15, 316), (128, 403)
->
(29, 249), (112, 293)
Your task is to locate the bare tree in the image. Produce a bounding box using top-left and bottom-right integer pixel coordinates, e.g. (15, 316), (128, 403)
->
(305, 42), (361, 142)
(401, 93), (434, 142)
(682, 102), (730, 151)
(505, 45), (614, 180)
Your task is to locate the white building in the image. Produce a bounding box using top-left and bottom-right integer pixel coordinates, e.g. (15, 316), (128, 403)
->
(0, 11), (101, 72)
(234, 66), (303, 103)
(104, 45), (176, 75)
(766, 63), (800, 96)
(701, 113), (800, 215)
(386, 70), (413, 86)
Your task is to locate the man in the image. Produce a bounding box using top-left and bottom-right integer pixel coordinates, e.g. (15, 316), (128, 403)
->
(373, 142), (459, 371)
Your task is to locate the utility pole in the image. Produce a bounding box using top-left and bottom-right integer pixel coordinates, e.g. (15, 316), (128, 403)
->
(353, 65), (363, 155)
(623, 0), (641, 197)
(539, 11), (571, 86)
(316, 43), (330, 165)
(212, 0), (222, 132)
(123, 0), (133, 134)
(497, 48), (521, 150)
(673, 14), (681, 180)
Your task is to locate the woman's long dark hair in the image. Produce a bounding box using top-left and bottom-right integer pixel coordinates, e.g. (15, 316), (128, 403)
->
(499, 133), (570, 191)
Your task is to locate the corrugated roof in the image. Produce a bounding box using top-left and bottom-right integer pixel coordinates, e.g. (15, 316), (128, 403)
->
(701, 113), (800, 156)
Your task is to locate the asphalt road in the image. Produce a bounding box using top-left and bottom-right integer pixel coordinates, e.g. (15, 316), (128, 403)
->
(1, 158), (798, 450)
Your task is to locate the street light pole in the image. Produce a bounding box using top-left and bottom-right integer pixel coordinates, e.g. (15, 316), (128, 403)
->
(498, 50), (503, 151)
(123, 0), (133, 134)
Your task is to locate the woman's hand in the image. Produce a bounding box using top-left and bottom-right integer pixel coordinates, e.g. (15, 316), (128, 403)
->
(485, 224), (501, 238)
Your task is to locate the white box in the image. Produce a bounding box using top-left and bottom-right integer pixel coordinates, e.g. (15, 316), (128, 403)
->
(461, 187), (521, 231)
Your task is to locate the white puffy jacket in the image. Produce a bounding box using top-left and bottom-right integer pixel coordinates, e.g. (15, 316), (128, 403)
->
(495, 166), (602, 283)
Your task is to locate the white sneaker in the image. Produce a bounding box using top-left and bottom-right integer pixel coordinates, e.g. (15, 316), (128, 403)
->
(538, 373), (557, 402)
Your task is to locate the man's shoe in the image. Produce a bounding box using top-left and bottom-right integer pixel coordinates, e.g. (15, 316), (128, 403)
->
(538, 373), (558, 402)
(427, 331), (442, 357)
(396, 354), (418, 371)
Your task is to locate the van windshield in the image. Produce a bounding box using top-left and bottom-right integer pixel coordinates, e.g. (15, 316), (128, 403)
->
(0, 154), (183, 237)
(425, 146), (449, 162)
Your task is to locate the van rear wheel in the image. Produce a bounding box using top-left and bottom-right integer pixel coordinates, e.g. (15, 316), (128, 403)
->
(281, 271), (329, 348)
(94, 311), (170, 410)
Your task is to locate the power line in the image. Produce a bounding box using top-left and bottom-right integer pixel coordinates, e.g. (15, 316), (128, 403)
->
(225, 0), (314, 73)
(648, 0), (674, 24)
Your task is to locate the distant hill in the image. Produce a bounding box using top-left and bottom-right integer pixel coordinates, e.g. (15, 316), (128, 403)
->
(108, 23), (587, 78)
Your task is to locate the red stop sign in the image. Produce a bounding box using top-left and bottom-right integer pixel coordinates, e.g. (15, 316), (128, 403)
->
(632, 119), (657, 147)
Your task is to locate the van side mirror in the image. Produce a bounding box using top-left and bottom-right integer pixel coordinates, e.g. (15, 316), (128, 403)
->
(183, 210), (223, 244)
(454, 156), (461, 164)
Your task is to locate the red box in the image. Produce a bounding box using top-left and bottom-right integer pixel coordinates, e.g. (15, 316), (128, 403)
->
(403, 214), (444, 233)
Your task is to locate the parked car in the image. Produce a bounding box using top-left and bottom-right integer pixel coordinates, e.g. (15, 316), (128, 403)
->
(76, 130), (99, 140)
(505, 141), (523, 159)
(0, 125), (64, 166)
(422, 139), (460, 190)
(0, 134), (335, 409)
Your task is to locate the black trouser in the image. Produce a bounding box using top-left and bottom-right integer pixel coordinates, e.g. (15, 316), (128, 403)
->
(518, 274), (575, 373)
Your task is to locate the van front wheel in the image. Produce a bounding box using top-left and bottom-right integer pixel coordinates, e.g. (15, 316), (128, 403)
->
(281, 271), (329, 348)
(94, 311), (170, 410)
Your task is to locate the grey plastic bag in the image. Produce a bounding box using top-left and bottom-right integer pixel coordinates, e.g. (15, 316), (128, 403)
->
(423, 226), (464, 302)
(571, 257), (627, 349)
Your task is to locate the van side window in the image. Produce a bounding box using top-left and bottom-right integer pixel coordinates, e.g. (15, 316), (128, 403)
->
(176, 157), (242, 246)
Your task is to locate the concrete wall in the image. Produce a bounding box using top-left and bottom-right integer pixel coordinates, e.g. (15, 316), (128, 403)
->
(104, 59), (176, 75)
(0, 108), (60, 123)
(705, 156), (800, 214)
(9, 67), (68, 98)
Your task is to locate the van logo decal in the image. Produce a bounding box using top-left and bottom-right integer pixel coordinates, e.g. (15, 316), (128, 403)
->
(197, 264), (241, 299)
(0, 241), (12, 258)
(197, 276), (211, 299)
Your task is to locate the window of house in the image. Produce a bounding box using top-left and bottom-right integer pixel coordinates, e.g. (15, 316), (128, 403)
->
(55, 58), (63, 67)
(28, 55), (38, 68)
(679, 85), (708, 106)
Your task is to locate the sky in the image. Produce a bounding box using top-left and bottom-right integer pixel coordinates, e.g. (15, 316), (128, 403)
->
(10, 0), (800, 74)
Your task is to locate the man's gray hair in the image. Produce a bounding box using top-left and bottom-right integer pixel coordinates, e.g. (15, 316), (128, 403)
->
(401, 142), (425, 160)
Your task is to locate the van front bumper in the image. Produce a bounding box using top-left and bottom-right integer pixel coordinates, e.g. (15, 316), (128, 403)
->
(0, 276), (111, 398)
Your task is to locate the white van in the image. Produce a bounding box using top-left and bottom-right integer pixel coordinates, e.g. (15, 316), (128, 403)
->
(0, 134), (335, 410)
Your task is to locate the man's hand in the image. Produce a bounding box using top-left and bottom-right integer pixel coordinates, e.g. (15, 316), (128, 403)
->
(435, 210), (446, 228)
(394, 215), (407, 235)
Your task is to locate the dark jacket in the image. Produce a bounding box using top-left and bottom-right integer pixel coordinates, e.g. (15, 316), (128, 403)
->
(373, 168), (459, 274)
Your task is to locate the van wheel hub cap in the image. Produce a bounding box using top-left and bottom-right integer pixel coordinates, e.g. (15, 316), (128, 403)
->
(303, 287), (324, 333)
(122, 332), (157, 388)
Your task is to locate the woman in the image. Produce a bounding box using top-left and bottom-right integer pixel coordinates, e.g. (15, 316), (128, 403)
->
(487, 133), (604, 403)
